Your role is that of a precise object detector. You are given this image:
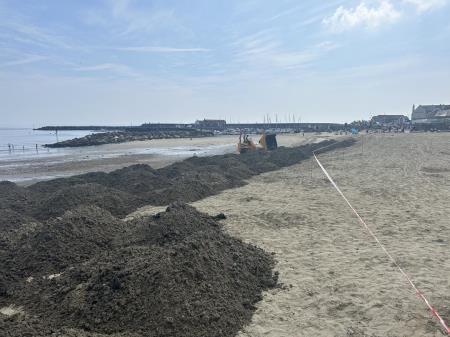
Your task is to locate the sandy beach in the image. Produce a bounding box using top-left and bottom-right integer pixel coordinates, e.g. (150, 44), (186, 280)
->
(0, 133), (339, 185)
(187, 132), (450, 337)
(1, 132), (448, 337)
(2, 0), (449, 335)
(1, 136), (355, 337)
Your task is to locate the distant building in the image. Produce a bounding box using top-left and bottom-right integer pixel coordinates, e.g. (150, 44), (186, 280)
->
(411, 105), (450, 127)
(370, 115), (410, 127)
(195, 119), (227, 130)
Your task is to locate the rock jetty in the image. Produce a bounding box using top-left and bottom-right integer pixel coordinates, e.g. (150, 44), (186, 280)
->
(45, 130), (214, 148)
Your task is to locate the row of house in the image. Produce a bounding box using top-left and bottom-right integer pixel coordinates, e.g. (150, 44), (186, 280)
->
(370, 104), (450, 130)
(411, 105), (450, 127)
(195, 119), (227, 129)
(370, 115), (410, 127)
(194, 106), (450, 131)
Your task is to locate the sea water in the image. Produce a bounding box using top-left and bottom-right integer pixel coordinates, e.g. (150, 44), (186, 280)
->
(0, 128), (95, 160)
(0, 128), (236, 182)
(0, 128), (235, 162)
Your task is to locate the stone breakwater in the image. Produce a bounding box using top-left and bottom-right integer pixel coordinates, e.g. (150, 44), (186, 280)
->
(45, 130), (214, 148)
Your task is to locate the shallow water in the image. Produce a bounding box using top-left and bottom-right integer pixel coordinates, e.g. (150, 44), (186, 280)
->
(0, 132), (327, 183)
(0, 128), (237, 183)
(0, 128), (235, 164)
(0, 128), (95, 160)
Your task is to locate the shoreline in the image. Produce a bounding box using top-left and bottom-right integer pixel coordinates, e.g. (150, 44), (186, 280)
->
(1, 133), (342, 185)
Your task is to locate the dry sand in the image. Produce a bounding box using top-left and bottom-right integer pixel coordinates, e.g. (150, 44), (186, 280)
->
(188, 132), (450, 337)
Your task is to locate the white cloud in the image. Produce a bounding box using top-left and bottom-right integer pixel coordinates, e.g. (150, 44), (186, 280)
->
(315, 41), (339, 51)
(269, 42), (339, 69)
(92, 0), (188, 36)
(75, 63), (118, 71)
(402, 0), (448, 12)
(112, 46), (210, 53)
(232, 31), (338, 70)
(0, 8), (75, 50)
(265, 5), (304, 23)
(75, 63), (137, 77)
(0, 55), (47, 68)
(7, 22), (73, 49)
(323, 1), (402, 32)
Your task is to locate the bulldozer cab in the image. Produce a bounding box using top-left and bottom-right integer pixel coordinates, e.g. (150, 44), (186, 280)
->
(259, 133), (278, 151)
(238, 132), (277, 153)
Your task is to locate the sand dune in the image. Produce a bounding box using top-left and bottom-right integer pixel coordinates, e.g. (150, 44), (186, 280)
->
(192, 133), (450, 337)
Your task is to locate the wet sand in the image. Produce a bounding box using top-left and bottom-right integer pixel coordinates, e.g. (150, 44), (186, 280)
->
(189, 133), (450, 337)
(0, 133), (339, 185)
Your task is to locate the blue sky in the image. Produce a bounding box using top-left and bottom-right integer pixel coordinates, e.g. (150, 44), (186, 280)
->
(0, 0), (449, 127)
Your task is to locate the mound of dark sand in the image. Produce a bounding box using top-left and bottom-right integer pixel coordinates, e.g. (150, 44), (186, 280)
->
(0, 208), (36, 234)
(31, 183), (139, 220)
(1, 205), (125, 281)
(0, 208), (38, 254)
(0, 181), (36, 214)
(0, 139), (355, 336)
(2, 139), (354, 222)
(2, 204), (277, 337)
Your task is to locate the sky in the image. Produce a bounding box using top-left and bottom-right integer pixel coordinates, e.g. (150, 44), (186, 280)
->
(0, 0), (449, 127)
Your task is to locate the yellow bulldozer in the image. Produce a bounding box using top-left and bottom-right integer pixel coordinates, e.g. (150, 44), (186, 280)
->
(237, 132), (278, 154)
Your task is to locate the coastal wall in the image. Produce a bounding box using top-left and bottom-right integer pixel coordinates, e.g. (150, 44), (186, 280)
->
(37, 122), (345, 132)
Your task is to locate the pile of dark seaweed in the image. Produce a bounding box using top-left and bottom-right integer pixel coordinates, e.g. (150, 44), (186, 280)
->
(0, 139), (354, 337)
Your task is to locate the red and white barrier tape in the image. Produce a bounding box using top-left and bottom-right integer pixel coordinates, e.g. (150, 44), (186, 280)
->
(313, 152), (450, 335)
